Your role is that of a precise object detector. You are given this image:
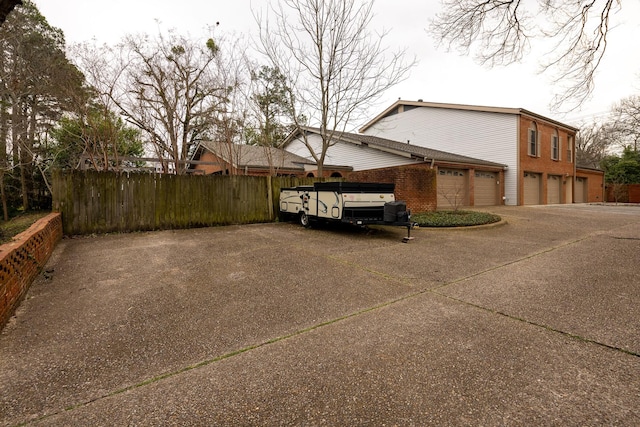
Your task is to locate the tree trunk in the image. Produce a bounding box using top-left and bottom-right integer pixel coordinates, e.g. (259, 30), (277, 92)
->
(19, 156), (28, 209)
(16, 104), (30, 210)
(0, 96), (8, 220)
(0, 170), (7, 221)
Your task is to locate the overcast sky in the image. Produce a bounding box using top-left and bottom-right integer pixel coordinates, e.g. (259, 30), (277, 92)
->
(33, 0), (640, 127)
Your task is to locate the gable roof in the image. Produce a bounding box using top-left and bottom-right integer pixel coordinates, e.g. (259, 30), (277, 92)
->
(287, 126), (507, 169)
(576, 164), (604, 173)
(194, 141), (313, 171)
(359, 100), (579, 133)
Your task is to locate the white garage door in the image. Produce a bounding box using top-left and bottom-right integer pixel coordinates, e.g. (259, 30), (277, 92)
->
(437, 169), (468, 209)
(474, 171), (498, 206)
(575, 177), (587, 203)
(523, 172), (541, 205)
(547, 175), (562, 204)
(565, 179), (573, 204)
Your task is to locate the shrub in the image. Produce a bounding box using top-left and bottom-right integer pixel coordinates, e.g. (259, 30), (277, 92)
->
(412, 210), (501, 227)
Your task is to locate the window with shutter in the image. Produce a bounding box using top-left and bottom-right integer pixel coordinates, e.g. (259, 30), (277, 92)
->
(528, 122), (538, 156)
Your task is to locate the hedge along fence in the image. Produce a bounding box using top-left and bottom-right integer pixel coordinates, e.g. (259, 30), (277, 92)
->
(52, 170), (333, 235)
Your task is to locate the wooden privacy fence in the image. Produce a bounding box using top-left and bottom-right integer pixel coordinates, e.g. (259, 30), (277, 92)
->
(52, 170), (329, 235)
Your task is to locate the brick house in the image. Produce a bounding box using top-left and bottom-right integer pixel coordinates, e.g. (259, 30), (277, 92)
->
(188, 141), (351, 177)
(282, 127), (507, 210)
(359, 100), (604, 205)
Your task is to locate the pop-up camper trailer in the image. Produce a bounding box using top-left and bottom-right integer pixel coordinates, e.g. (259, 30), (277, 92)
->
(279, 182), (412, 229)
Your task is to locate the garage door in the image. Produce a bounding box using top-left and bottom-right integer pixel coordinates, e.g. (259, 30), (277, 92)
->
(547, 175), (562, 204)
(575, 177), (587, 203)
(565, 179), (573, 204)
(437, 169), (468, 209)
(474, 171), (498, 206)
(523, 172), (541, 205)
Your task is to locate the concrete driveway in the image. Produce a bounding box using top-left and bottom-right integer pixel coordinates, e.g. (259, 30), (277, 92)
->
(1, 204), (639, 426)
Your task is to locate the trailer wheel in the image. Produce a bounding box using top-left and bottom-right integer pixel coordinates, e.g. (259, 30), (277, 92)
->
(299, 212), (310, 228)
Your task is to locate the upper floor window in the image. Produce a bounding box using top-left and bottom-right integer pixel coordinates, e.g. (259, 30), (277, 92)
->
(567, 136), (574, 163)
(528, 122), (538, 156)
(551, 130), (560, 160)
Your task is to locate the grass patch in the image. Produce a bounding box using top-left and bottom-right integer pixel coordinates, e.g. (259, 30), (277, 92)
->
(412, 210), (501, 228)
(0, 211), (50, 244)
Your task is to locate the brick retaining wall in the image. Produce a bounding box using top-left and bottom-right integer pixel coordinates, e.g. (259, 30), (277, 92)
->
(0, 213), (62, 330)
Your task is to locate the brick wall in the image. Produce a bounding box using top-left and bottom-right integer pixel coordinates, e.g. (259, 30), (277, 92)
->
(577, 169), (605, 203)
(631, 185), (640, 203)
(347, 165), (437, 213)
(519, 116), (576, 205)
(606, 184), (640, 203)
(1, 213), (62, 330)
(194, 150), (225, 175)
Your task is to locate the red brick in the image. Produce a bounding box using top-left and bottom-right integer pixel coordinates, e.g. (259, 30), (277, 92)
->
(346, 165), (437, 213)
(0, 213), (62, 330)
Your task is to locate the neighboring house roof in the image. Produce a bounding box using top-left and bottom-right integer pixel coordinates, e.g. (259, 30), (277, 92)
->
(359, 100), (579, 133)
(192, 141), (313, 171)
(576, 164), (604, 173)
(286, 126), (508, 170)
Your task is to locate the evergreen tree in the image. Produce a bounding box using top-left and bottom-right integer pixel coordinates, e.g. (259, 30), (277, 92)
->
(48, 111), (144, 171)
(246, 65), (295, 147)
(0, 0), (85, 218)
(602, 147), (640, 184)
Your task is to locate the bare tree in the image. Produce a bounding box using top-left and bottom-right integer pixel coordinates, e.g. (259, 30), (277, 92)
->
(211, 36), (253, 175)
(610, 95), (640, 151)
(256, 0), (415, 176)
(437, 177), (470, 211)
(430, 0), (624, 111)
(121, 30), (227, 174)
(65, 43), (133, 172)
(76, 29), (235, 174)
(575, 121), (614, 168)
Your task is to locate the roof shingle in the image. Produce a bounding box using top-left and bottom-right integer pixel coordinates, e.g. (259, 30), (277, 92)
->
(297, 127), (507, 169)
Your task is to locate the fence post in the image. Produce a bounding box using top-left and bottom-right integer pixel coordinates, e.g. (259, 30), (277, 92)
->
(267, 175), (274, 219)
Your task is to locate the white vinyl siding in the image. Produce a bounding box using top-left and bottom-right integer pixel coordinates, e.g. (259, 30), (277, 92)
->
(285, 133), (420, 171)
(362, 107), (519, 205)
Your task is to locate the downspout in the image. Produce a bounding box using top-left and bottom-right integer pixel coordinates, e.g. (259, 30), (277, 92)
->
(573, 137), (577, 203)
(516, 117), (521, 206)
